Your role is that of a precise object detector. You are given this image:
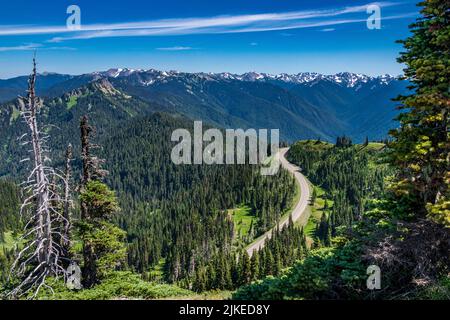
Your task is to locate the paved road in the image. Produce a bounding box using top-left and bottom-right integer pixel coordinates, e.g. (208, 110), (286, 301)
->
(246, 147), (311, 256)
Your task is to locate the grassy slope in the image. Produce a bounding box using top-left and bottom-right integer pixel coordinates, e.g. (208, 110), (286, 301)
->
(66, 95), (78, 110)
(0, 231), (17, 256)
(301, 186), (334, 246)
(291, 139), (334, 152)
(229, 205), (254, 238)
(364, 142), (386, 152)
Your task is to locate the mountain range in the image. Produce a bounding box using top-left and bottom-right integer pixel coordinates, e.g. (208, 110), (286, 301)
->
(0, 68), (409, 143)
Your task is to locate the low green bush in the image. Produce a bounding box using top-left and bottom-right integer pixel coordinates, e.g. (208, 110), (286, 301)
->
(37, 271), (192, 300)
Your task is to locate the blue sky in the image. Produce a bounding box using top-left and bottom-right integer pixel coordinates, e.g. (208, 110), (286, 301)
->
(0, 0), (420, 78)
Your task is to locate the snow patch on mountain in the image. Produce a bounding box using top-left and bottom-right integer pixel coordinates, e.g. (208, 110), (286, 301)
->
(88, 68), (398, 88)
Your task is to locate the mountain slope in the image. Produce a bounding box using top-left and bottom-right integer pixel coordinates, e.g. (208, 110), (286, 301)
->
(112, 74), (345, 141)
(344, 80), (409, 139)
(0, 73), (75, 102)
(0, 79), (165, 177)
(286, 76), (408, 140)
(0, 69), (409, 142)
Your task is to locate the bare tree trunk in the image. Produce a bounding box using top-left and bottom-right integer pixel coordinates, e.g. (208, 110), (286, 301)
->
(10, 58), (66, 298)
(62, 144), (73, 260)
(80, 116), (92, 194)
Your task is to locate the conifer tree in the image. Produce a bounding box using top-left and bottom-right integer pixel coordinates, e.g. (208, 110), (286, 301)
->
(311, 187), (318, 205)
(389, 0), (449, 225)
(250, 250), (260, 281)
(193, 267), (206, 292)
(265, 250), (274, 276)
(239, 251), (251, 285)
(78, 116), (126, 287)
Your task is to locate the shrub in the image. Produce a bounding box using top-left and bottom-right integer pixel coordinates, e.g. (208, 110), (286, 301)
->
(37, 271), (192, 300)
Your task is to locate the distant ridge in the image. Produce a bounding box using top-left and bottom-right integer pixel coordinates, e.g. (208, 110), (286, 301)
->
(0, 67), (408, 143)
(2, 68), (398, 87)
(87, 68), (399, 87)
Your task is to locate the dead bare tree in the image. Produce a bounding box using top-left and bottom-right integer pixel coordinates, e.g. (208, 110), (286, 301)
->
(62, 144), (73, 253)
(9, 58), (68, 298)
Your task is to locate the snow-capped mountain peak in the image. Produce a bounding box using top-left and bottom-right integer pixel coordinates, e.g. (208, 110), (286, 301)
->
(97, 68), (142, 78)
(88, 68), (397, 88)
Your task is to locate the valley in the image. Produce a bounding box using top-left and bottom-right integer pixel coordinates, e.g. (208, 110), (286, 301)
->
(0, 69), (408, 142)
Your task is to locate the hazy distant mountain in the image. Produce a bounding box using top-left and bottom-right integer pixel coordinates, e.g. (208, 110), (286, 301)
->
(0, 73), (74, 102)
(0, 68), (408, 142)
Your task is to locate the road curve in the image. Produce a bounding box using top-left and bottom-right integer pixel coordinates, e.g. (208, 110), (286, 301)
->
(246, 147), (311, 256)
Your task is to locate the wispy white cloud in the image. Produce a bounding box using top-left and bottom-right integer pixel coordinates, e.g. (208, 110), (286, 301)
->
(43, 46), (77, 51)
(0, 43), (41, 52)
(156, 46), (194, 51)
(0, 43), (76, 52)
(0, 1), (414, 43)
(320, 28), (336, 32)
(220, 12), (415, 34)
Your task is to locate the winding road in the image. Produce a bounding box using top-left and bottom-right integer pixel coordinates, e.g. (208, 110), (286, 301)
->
(246, 147), (311, 256)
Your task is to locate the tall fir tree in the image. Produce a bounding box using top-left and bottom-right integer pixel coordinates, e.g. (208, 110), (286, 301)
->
(389, 0), (449, 225)
(239, 251), (252, 285)
(78, 116), (126, 287)
(250, 251), (260, 281)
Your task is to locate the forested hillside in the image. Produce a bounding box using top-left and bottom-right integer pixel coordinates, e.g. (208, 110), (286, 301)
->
(0, 180), (20, 239)
(99, 113), (299, 288)
(0, 76), (300, 296)
(287, 140), (390, 234)
(234, 138), (448, 300)
(0, 78), (163, 178)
